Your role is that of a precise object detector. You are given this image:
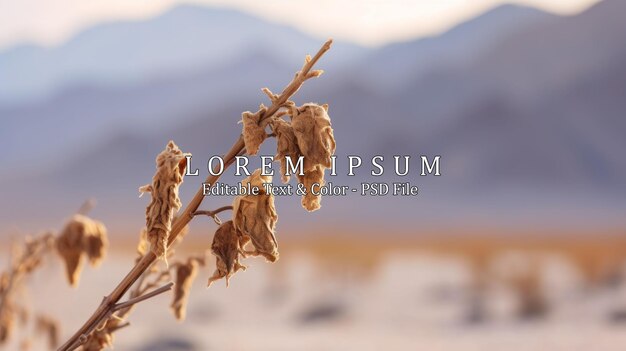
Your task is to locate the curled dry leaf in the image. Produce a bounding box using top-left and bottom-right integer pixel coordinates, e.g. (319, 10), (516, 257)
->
(270, 118), (302, 184)
(242, 110), (266, 155)
(208, 221), (247, 287)
(232, 170), (279, 262)
(291, 103), (335, 171)
(171, 259), (199, 321)
(139, 140), (190, 260)
(56, 214), (108, 287)
(287, 103), (335, 211)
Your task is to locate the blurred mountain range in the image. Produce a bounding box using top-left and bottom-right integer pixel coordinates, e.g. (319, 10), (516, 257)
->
(1, 0), (625, 233)
(0, 4), (364, 104)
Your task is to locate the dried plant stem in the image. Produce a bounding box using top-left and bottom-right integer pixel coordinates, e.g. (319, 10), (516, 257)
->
(193, 206), (233, 218)
(112, 269), (170, 322)
(111, 282), (173, 312)
(0, 233), (54, 322)
(57, 39), (333, 351)
(193, 206), (233, 225)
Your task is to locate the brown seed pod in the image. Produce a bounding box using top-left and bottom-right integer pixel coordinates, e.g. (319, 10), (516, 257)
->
(139, 140), (190, 260)
(270, 118), (302, 183)
(232, 170), (279, 262)
(291, 103), (335, 171)
(299, 165), (325, 212)
(241, 110), (266, 155)
(170, 259), (199, 321)
(208, 221), (247, 287)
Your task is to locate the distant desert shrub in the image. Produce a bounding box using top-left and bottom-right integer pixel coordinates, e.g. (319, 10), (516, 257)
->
(0, 207), (107, 349)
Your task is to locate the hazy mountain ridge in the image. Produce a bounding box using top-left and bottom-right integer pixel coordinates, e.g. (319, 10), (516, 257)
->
(0, 49), (294, 172)
(0, 3), (553, 174)
(355, 3), (557, 92)
(2, 1), (626, 232)
(0, 4), (365, 104)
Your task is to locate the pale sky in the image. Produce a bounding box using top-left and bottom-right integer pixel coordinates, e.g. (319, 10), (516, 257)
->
(0, 0), (600, 49)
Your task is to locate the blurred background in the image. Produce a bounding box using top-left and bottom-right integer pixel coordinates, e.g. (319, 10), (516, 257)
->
(2, 0), (626, 349)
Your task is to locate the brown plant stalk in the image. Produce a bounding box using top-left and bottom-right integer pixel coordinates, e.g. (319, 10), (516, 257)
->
(1, 233), (55, 345)
(57, 39), (333, 351)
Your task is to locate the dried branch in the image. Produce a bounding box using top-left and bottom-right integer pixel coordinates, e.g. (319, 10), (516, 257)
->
(262, 87), (279, 104)
(80, 267), (172, 349)
(112, 282), (174, 312)
(57, 39), (333, 351)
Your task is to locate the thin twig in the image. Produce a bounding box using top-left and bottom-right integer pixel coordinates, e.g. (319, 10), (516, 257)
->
(112, 282), (174, 312)
(192, 206), (233, 217)
(57, 39), (332, 351)
(193, 206), (233, 225)
(137, 270), (171, 296)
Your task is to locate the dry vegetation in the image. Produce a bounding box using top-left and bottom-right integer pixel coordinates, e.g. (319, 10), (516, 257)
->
(280, 229), (626, 321)
(1, 40), (336, 350)
(0, 203), (107, 350)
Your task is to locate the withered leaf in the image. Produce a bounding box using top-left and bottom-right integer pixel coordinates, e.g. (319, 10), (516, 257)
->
(208, 221), (246, 286)
(139, 140), (189, 260)
(232, 170), (279, 262)
(270, 118), (302, 184)
(242, 111), (266, 155)
(56, 214), (108, 287)
(171, 259), (199, 321)
(291, 103), (335, 171)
